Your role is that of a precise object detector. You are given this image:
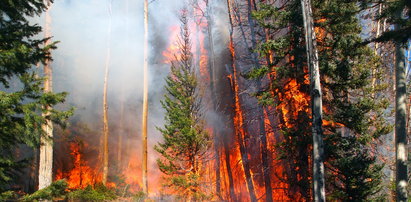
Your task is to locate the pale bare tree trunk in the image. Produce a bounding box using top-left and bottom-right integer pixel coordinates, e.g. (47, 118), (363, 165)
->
(38, 0), (53, 190)
(142, 0), (149, 194)
(371, 4), (382, 98)
(394, 8), (408, 202)
(102, 0), (112, 186)
(118, 97), (124, 170)
(301, 0), (325, 201)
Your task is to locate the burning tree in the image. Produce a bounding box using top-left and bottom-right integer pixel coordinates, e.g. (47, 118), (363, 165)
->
(250, 0), (390, 200)
(155, 10), (211, 200)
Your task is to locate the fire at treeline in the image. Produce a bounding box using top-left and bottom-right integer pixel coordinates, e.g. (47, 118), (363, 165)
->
(1, 0), (411, 201)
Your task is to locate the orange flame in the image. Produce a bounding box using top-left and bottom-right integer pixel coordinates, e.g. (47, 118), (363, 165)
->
(56, 142), (102, 189)
(162, 26), (180, 63)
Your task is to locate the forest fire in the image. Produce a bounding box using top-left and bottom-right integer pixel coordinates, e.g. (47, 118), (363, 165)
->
(49, 1), (331, 200)
(55, 142), (102, 189)
(2, 0), (399, 201)
(122, 153), (142, 193)
(162, 26), (180, 63)
(55, 138), (142, 192)
(277, 78), (310, 128)
(162, 16), (210, 84)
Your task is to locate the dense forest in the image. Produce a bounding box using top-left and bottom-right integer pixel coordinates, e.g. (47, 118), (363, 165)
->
(1, 0), (411, 201)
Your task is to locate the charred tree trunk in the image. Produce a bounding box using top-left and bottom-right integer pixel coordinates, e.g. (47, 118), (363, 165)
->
(245, 1), (273, 201)
(222, 130), (236, 201)
(102, 0), (112, 186)
(222, 3), (236, 195)
(226, 1), (257, 201)
(394, 8), (408, 202)
(38, 0), (53, 190)
(142, 0), (149, 194)
(301, 0), (325, 201)
(204, 1), (221, 196)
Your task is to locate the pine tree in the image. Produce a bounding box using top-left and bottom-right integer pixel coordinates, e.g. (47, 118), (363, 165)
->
(361, 0), (410, 44)
(154, 11), (210, 200)
(360, 1), (411, 200)
(0, 0), (71, 192)
(251, 0), (390, 200)
(326, 136), (384, 201)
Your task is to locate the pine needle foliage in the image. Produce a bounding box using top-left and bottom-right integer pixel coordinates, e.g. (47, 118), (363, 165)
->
(251, 0), (390, 200)
(155, 10), (211, 201)
(0, 0), (72, 191)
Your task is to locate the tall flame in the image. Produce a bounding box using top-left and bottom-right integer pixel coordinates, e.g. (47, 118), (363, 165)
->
(56, 142), (102, 189)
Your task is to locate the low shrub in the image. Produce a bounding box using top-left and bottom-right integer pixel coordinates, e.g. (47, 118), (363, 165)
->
(0, 191), (18, 201)
(67, 183), (116, 202)
(21, 179), (68, 201)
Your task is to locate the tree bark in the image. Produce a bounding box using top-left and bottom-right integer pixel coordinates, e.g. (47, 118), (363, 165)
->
(300, 0), (325, 201)
(394, 8), (408, 202)
(223, 132), (236, 201)
(226, 1), (257, 201)
(102, 0), (112, 186)
(38, 0), (53, 190)
(204, 0), (221, 196)
(371, 3), (382, 98)
(245, 1), (273, 200)
(142, 0), (149, 194)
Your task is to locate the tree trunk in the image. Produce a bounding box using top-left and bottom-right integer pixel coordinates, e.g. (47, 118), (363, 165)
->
(118, 98), (124, 170)
(142, 0), (149, 194)
(300, 0), (326, 201)
(371, 3), (382, 98)
(223, 132), (236, 201)
(38, 0), (53, 190)
(394, 8), (408, 202)
(203, 0), (222, 196)
(245, 1), (273, 200)
(102, 0), (112, 186)
(226, 1), (257, 201)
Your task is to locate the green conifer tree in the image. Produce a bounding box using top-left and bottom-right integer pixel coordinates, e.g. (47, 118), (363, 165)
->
(251, 0), (390, 200)
(0, 0), (71, 192)
(155, 11), (210, 201)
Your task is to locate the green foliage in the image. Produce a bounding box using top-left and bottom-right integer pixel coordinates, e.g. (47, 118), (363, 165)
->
(252, 0), (390, 200)
(326, 136), (385, 201)
(0, 0), (73, 191)
(253, 1), (312, 200)
(312, 0), (390, 198)
(0, 191), (18, 201)
(163, 174), (211, 201)
(21, 179), (68, 201)
(67, 184), (117, 202)
(155, 11), (210, 200)
(361, 0), (410, 43)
